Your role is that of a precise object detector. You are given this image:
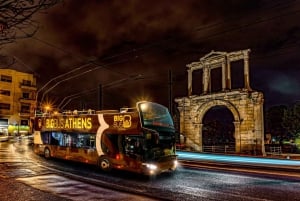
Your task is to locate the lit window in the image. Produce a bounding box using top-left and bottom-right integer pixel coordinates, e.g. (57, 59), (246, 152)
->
(0, 103), (10, 110)
(22, 80), (31, 86)
(21, 104), (30, 113)
(22, 92), (29, 99)
(0, 90), (10, 96)
(0, 75), (12, 83)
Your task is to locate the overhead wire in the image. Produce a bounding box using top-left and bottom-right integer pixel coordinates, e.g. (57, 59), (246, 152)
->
(25, 0), (300, 106)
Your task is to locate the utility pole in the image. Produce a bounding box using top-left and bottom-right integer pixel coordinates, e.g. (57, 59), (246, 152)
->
(98, 84), (103, 110)
(168, 69), (173, 115)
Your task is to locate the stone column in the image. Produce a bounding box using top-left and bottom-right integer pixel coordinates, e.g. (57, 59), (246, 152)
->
(234, 121), (241, 153)
(187, 69), (193, 96)
(243, 50), (251, 91)
(203, 67), (209, 94)
(222, 61), (226, 91)
(226, 58), (231, 89)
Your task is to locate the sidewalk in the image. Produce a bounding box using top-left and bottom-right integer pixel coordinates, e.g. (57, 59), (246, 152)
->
(0, 177), (69, 201)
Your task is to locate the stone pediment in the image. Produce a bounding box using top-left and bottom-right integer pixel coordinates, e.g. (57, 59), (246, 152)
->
(187, 49), (250, 71)
(199, 50), (227, 62)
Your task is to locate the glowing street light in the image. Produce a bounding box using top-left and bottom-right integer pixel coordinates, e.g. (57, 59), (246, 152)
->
(43, 104), (52, 115)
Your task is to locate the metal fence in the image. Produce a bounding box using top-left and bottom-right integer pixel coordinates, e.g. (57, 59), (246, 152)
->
(265, 146), (282, 156)
(203, 145), (236, 154)
(176, 144), (236, 154)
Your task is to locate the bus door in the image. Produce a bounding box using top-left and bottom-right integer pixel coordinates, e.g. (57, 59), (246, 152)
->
(123, 135), (144, 169)
(49, 132), (67, 159)
(78, 134), (97, 163)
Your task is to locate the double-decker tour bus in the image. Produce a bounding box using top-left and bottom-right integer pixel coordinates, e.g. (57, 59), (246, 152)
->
(33, 101), (177, 175)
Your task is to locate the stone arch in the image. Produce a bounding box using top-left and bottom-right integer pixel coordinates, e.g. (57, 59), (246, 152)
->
(195, 99), (241, 123)
(175, 49), (265, 155)
(193, 99), (242, 153)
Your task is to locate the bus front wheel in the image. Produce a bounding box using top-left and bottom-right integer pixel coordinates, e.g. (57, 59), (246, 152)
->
(44, 148), (51, 159)
(98, 157), (111, 172)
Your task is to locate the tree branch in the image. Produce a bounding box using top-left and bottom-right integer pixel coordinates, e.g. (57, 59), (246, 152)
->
(0, 0), (62, 46)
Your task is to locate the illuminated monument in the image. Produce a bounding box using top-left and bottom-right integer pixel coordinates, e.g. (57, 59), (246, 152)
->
(175, 49), (265, 155)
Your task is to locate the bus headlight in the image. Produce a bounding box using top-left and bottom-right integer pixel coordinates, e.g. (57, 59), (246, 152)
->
(173, 160), (178, 167)
(143, 163), (158, 170)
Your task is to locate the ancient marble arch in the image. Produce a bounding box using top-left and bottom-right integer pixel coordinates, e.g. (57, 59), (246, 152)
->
(175, 49), (265, 155)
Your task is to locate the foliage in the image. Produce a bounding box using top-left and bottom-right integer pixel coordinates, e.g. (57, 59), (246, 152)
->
(265, 105), (287, 137)
(0, 0), (61, 46)
(282, 101), (300, 138)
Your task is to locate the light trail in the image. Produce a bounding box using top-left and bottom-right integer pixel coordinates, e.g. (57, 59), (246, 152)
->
(177, 151), (300, 167)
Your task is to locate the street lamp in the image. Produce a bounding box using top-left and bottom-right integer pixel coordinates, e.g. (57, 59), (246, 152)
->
(43, 104), (52, 116)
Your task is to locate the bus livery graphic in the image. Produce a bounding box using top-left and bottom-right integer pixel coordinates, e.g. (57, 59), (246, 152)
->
(33, 101), (177, 175)
(96, 114), (109, 156)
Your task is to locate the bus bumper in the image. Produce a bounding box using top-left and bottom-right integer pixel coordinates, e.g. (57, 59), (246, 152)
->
(142, 159), (178, 175)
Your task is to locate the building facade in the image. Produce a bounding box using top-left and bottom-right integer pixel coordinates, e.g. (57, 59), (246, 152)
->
(0, 69), (37, 136)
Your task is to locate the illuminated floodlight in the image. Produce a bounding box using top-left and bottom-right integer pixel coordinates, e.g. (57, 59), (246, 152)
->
(140, 102), (148, 111)
(131, 94), (152, 107)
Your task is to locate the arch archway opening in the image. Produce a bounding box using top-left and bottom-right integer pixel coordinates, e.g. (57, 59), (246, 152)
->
(202, 105), (235, 153)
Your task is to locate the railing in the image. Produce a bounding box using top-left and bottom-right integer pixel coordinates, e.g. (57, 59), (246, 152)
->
(176, 144), (236, 154)
(19, 97), (36, 102)
(203, 145), (236, 154)
(20, 82), (36, 88)
(266, 146), (282, 156)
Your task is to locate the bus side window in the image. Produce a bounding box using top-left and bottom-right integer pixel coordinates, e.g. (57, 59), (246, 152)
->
(41, 132), (50, 144)
(90, 137), (95, 148)
(50, 132), (60, 145)
(77, 134), (95, 149)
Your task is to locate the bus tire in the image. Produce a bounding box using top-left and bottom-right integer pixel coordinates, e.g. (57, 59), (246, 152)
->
(98, 157), (111, 172)
(44, 147), (51, 159)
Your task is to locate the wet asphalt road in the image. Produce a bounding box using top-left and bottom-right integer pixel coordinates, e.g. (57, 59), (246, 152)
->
(1, 137), (300, 201)
(0, 138), (157, 201)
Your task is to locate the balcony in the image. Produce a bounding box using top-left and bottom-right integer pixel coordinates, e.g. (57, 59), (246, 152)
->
(19, 97), (36, 104)
(19, 112), (32, 117)
(0, 110), (11, 116)
(20, 83), (37, 91)
(19, 108), (34, 117)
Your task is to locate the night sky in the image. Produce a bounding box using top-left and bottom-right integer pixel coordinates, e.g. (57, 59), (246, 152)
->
(1, 0), (300, 111)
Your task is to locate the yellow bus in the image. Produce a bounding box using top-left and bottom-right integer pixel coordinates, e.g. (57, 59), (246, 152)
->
(33, 101), (177, 175)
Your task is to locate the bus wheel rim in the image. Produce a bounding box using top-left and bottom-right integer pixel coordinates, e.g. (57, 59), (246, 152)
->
(101, 159), (109, 169)
(45, 148), (50, 158)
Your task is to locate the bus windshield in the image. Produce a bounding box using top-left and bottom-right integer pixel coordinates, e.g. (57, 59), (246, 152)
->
(137, 102), (174, 131)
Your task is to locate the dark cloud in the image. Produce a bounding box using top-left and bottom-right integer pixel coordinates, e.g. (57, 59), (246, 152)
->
(1, 0), (300, 110)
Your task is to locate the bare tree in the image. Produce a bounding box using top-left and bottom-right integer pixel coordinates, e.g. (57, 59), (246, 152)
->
(0, 0), (62, 46)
